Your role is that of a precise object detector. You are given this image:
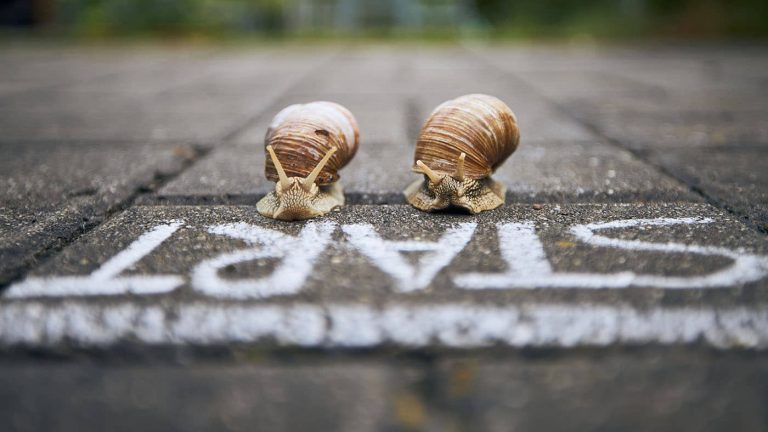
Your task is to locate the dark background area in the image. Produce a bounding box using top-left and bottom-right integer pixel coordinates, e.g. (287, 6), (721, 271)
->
(1, 0), (767, 40)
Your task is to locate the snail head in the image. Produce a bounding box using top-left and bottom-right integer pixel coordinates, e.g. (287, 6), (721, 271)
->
(413, 153), (491, 214)
(264, 145), (337, 220)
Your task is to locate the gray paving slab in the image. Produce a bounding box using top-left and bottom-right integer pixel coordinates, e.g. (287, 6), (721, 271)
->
(473, 44), (768, 89)
(0, 107), (251, 143)
(0, 48), (334, 143)
(473, 45), (768, 233)
(563, 103), (768, 150)
(0, 350), (763, 432)
(0, 363), (408, 432)
(434, 351), (768, 432)
(651, 147), (768, 231)
(0, 46), (205, 93)
(0, 140), (197, 285)
(42, 49), (267, 94)
(2, 203), (767, 349)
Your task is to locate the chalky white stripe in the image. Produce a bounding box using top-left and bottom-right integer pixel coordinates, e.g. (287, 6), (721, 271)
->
(5, 221), (185, 298)
(0, 302), (765, 349)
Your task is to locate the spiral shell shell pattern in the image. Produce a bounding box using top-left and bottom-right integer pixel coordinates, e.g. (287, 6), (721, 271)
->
(413, 94), (519, 179)
(265, 101), (359, 185)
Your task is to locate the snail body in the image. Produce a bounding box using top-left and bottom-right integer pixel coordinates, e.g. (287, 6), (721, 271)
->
(257, 101), (359, 221)
(404, 94), (519, 214)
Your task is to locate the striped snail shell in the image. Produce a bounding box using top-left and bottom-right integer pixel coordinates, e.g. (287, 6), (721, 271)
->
(404, 94), (520, 214)
(257, 101), (359, 221)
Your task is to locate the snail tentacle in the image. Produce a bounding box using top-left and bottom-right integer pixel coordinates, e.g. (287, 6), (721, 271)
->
(266, 145), (291, 190)
(453, 152), (466, 181)
(415, 160), (441, 184)
(302, 147), (337, 191)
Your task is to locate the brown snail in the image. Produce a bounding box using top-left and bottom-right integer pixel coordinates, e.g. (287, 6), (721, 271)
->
(404, 94), (520, 214)
(257, 101), (359, 221)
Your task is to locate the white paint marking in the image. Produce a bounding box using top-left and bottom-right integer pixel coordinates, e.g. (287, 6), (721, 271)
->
(0, 302), (766, 349)
(343, 223), (477, 292)
(455, 217), (768, 289)
(191, 222), (335, 299)
(5, 221), (184, 298)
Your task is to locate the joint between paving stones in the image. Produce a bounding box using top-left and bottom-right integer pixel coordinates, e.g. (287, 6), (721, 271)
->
(0, 49), (347, 289)
(0, 146), (211, 289)
(462, 46), (768, 236)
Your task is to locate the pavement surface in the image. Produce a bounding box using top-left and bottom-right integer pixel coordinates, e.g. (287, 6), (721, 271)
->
(1, 42), (767, 431)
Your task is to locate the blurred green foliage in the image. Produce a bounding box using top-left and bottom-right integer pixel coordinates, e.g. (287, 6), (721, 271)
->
(41, 0), (768, 39)
(475, 0), (768, 38)
(54, 0), (285, 37)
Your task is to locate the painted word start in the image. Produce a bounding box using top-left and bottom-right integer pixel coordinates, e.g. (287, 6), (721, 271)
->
(6, 217), (768, 299)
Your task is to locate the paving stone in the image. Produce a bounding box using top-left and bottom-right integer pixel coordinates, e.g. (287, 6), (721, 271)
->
(0, 107), (251, 143)
(564, 104), (768, 150)
(0, 350), (764, 431)
(472, 45), (768, 235)
(0, 141), (196, 285)
(0, 363), (410, 432)
(651, 147), (768, 231)
(604, 55), (768, 94)
(497, 139), (693, 201)
(2, 204), (767, 349)
(287, 46), (417, 96)
(45, 49), (266, 94)
(0, 46), (203, 92)
(434, 351), (768, 432)
(0, 49), (334, 142)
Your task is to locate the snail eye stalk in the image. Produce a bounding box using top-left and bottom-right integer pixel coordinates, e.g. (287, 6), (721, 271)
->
(302, 147), (337, 191)
(453, 152), (466, 181)
(416, 160), (441, 184)
(266, 145), (291, 190)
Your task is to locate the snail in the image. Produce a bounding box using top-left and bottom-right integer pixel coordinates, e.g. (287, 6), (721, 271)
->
(404, 94), (520, 214)
(257, 101), (359, 221)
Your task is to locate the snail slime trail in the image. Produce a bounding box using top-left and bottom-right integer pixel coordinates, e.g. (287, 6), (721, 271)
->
(405, 94), (520, 214)
(257, 102), (360, 221)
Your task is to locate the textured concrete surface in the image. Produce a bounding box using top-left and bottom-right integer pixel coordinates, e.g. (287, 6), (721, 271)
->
(433, 351), (768, 432)
(1, 43), (767, 430)
(0, 350), (765, 432)
(9, 203), (767, 299)
(0, 362), (407, 432)
(475, 45), (768, 231)
(0, 140), (196, 285)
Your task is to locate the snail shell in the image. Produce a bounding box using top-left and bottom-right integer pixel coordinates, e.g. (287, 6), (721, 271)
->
(404, 94), (520, 214)
(265, 101), (359, 185)
(257, 101), (360, 221)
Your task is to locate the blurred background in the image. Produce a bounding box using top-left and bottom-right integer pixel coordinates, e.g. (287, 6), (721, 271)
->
(1, 0), (767, 41)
